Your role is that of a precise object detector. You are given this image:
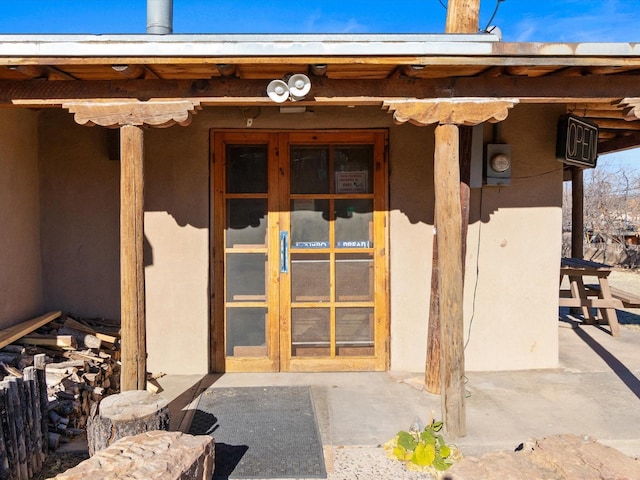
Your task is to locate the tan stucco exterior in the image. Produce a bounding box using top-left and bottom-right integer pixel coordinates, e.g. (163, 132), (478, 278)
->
(387, 105), (564, 372)
(0, 109), (42, 327)
(0, 103), (564, 373)
(462, 105), (564, 371)
(38, 112), (121, 320)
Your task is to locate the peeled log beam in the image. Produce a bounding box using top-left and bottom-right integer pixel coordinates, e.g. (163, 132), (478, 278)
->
(86, 390), (169, 456)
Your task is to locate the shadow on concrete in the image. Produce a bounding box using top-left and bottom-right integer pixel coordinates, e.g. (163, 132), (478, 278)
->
(211, 444), (249, 480)
(166, 374), (220, 432)
(562, 318), (640, 400)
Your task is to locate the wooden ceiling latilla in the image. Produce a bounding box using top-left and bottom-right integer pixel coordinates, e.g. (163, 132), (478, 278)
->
(446, 0), (480, 33)
(383, 98), (518, 126)
(62, 99), (202, 128)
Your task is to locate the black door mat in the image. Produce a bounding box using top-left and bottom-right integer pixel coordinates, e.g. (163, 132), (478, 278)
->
(188, 386), (326, 479)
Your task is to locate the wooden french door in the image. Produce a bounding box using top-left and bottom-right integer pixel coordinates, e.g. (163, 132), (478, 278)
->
(212, 130), (388, 372)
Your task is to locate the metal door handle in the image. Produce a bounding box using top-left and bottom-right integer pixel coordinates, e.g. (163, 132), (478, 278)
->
(280, 231), (289, 273)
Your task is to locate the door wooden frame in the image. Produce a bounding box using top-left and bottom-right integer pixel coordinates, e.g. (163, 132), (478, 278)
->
(210, 129), (389, 373)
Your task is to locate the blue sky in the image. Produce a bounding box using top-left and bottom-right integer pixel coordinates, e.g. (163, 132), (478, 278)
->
(0, 0), (638, 41)
(0, 0), (638, 169)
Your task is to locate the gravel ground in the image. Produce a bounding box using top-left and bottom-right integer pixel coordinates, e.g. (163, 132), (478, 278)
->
(327, 446), (436, 480)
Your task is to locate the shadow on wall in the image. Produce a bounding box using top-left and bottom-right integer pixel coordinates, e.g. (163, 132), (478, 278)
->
(38, 105), (565, 322)
(39, 111), (204, 319)
(393, 106), (565, 229)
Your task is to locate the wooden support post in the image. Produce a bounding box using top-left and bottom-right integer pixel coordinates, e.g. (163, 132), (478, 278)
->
(571, 167), (584, 259)
(384, 98), (516, 435)
(425, 126), (472, 395)
(120, 124), (147, 391)
(60, 100), (200, 392)
(445, 0), (480, 34)
(434, 124), (466, 438)
(425, 232), (441, 394)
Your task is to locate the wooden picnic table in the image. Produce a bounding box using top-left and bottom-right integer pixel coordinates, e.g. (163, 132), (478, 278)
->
(559, 257), (622, 336)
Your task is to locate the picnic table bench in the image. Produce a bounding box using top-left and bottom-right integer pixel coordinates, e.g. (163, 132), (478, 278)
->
(559, 258), (622, 336)
(584, 284), (640, 309)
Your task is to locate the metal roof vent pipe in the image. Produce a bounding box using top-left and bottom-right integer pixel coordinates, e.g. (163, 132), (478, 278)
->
(147, 0), (173, 34)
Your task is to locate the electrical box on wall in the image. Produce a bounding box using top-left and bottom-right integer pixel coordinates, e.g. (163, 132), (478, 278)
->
(485, 143), (511, 186)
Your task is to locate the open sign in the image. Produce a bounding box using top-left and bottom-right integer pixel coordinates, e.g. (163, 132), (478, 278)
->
(556, 114), (598, 168)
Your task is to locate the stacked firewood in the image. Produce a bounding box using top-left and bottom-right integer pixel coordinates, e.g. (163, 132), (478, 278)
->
(0, 314), (121, 451)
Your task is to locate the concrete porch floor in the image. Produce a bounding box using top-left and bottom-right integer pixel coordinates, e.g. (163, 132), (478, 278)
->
(155, 320), (640, 461)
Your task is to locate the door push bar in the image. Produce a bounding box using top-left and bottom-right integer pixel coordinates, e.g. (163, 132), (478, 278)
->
(280, 231), (289, 273)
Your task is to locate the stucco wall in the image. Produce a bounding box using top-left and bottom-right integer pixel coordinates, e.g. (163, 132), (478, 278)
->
(387, 123), (435, 372)
(0, 109), (43, 327)
(143, 125), (210, 375)
(389, 104), (564, 372)
(37, 104), (563, 374)
(39, 111), (120, 320)
(462, 105), (564, 371)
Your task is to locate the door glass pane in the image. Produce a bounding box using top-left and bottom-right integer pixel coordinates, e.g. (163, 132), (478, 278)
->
(336, 307), (374, 356)
(291, 200), (330, 248)
(334, 146), (373, 194)
(226, 253), (266, 302)
(226, 307), (267, 356)
(291, 253), (330, 302)
(291, 308), (330, 357)
(290, 147), (329, 194)
(336, 253), (374, 302)
(226, 199), (267, 247)
(335, 199), (373, 248)
(226, 145), (268, 193)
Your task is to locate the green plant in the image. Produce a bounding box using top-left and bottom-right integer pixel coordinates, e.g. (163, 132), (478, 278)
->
(385, 420), (458, 472)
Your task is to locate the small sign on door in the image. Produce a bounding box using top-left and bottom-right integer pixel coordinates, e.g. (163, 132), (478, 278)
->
(335, 171), (368, 194)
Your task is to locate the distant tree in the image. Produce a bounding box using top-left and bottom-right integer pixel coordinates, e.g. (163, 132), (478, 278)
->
(563, 161), (640, 247)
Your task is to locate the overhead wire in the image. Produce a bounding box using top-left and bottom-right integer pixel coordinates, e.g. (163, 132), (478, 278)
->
(483, 0), (506, 33)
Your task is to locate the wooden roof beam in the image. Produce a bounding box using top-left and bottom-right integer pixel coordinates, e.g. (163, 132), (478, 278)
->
(6, 65), (46, 79)
(216, 64), (237, 77)
(544, 66), (586, 77)
(399, 65), (427, 78)
(479, 66), (505, 77)
(111, 64), (147, 79)
(6, 65), (77, 80)
(309, 64), (328, 77)
(568, 109), (626, 119)
(505, 66), (537, 76)
(597, 131), (618, 139)
(45, 66), (78, 81)
(5, 76), (640, 106)
(567, 102), (621, 111)
(592, 118), (640, 130)
(598, 131), (640, 153)
(587, 66), (632, 75)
